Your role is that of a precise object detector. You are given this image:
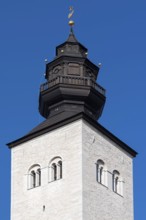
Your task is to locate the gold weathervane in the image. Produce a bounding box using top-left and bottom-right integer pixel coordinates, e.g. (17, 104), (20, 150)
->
(68, 6), (75, 27)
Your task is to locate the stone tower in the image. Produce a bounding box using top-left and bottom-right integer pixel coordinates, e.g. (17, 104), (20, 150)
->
(8, 27), (137, 220)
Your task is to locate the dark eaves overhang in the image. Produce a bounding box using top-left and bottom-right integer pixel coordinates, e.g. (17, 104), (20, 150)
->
(7, 113), (137, 158)
(56, 41), (88, 56)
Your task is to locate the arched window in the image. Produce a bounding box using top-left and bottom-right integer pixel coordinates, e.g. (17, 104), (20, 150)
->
(58, 160), (62, 179)
(30, 171), (36, 188)
(113, 170), (123, 195)
(52, 163), (57, 181)
(28, 164), (41, 189)
(36, 168), (41, 187)
(99, 166), (103, 184)
(115, 176), (119, 193)
(49, 157), (63, 182)
(96, 159), (107, 186)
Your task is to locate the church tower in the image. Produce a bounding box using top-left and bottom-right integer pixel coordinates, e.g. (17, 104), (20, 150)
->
(8, 13), (137, 220)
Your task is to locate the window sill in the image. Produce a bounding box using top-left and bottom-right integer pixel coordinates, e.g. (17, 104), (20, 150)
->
(28, 185), (41, 190)
(113, 191), (123, 198)
(48, 178), (62, 184)
(97, 182), (108, 189)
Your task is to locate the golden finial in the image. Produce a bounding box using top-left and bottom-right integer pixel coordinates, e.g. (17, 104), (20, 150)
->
(68, 6), (75, 28)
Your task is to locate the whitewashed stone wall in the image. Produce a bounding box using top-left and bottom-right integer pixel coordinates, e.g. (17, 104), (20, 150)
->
(11, 119), (134, 220)
(82, 120), (134, 220)
(11, 120), (83, 220)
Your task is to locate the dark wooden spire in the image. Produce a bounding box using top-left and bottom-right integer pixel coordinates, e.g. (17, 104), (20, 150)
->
(39, 32), (106, 121)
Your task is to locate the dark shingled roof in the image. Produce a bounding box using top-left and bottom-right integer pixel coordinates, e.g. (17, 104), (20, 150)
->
(7, 112), (137, 158)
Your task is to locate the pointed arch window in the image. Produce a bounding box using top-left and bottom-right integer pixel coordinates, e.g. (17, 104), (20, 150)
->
(49, 157), (63, 182)
(28, 165), (41, 189)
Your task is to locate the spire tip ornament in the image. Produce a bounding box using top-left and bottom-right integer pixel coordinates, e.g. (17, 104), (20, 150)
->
(68, 6), (75, 31)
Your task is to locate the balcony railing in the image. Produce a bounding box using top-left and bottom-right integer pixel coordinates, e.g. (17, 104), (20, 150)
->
(40, 75), (106, 96)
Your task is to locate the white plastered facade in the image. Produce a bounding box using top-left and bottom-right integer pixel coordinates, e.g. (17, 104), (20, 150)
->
(11, 119), (134, 220)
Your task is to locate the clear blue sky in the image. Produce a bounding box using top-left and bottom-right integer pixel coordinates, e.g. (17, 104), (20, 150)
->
(0, 0), (145, 219)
